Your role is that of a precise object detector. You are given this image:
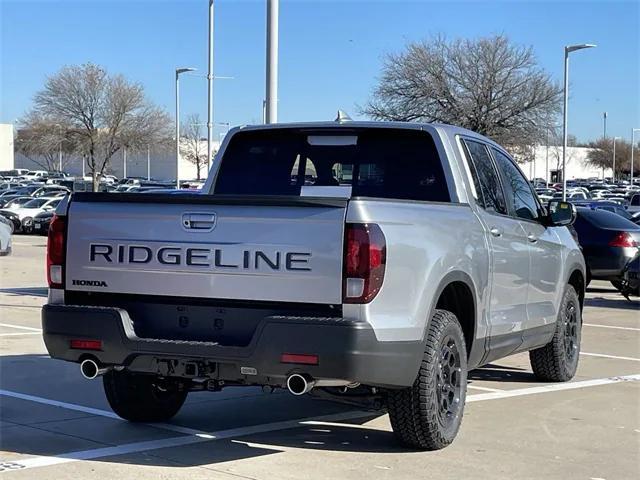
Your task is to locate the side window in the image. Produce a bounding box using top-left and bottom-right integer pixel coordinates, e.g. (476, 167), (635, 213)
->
(462, 139), (507, 215)
(631, 195), (640, 206)
(491, 148), (540, 221)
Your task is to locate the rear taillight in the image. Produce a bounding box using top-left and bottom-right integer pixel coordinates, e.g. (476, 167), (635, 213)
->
(609, 232), (638, 248)
(343, 223), (386, 303)
(47, 214), (67, 288)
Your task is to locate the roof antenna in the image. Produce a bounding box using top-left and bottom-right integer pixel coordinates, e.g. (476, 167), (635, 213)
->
(334, 110), (352, 123)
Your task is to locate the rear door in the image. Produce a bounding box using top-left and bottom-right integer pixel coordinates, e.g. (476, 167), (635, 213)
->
(461, 139), (529, 353)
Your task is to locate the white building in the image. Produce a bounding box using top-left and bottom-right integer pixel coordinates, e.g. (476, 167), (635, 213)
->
(519, 146), (609, 183)
(14, 137), (220, 182)
(0, 124), (14, 171)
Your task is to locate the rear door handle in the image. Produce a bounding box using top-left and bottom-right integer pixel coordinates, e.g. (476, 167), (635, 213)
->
(490, 227), (502, 237)
(527, 233), (538, 243)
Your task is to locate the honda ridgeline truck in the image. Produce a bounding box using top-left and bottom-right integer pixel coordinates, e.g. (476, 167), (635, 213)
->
(42, 122), (585, 450)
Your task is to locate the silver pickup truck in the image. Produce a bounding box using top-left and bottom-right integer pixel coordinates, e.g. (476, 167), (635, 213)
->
(42, 121), (585, 450)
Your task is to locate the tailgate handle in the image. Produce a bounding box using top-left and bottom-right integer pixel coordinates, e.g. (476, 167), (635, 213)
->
(182, 213), (217, 231)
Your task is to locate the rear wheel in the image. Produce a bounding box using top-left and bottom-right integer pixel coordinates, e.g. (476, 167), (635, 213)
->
(529, 285), (581, 382)
(387, 309), (467, 450)
(103, 370), (188, 422)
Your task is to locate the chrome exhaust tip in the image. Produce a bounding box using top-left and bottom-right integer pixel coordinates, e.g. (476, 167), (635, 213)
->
(286, 373), (315, 395)
(80, 359), (110, 380)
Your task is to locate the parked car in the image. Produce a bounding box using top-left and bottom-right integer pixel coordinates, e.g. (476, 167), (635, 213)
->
(33, 210), (55, 235)
(0, 210), (21, 233)
(0, 214), (12, 255)
(20, 170), (49, 181)
(0, 197), (62, 234)
(573, 207), (640, 289)
(10, 185), (41, 197)
(629, 194), (640, 215)
(620, 256), (639, 297)
(571, 201), (635, 222)
(42, 121), (585, 451)
(33, 185), (71, 197)
(1, 196), (35, 209)
(0, 169), (29, 177)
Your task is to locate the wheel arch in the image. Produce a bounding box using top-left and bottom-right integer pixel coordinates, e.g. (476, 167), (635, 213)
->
(567, 267), (585, 310)
(426, 271), (483, 368)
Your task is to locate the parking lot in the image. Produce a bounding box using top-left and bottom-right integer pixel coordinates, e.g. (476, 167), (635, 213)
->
(0, 235), (638, 479)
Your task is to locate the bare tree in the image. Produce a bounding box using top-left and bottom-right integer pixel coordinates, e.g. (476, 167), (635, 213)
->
(181, 114), (207, 180)
(585, 138), (631, 176)
(362, 35), (562, 150)
(31, 63), (171, 191)
(14, 112), (75, 171)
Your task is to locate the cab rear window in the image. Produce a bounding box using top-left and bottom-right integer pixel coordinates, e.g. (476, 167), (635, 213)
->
(214, 128), (450, 202)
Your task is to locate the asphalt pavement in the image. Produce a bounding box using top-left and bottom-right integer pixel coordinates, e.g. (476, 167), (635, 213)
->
(1, 235), (638, 479)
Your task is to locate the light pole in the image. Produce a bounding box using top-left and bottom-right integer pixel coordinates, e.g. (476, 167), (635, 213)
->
(123, 146), (127, 179)
(265, 0), (279, 124)
(612, 136), (620, 183)
(175, 67), (197, 189)
(632, 128), (640, 186)
(147, 145), (151, 181)
(562, 43), (596, 200)
(207, 0), (215, 171)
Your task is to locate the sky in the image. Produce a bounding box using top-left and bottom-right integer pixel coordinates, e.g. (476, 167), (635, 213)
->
(1, 0), (638, 143)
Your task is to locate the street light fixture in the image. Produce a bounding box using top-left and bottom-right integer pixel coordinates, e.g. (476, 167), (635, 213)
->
(562, 43), (596, 200)
(175, 67), (197, 189)
(632, 128), (640, 186)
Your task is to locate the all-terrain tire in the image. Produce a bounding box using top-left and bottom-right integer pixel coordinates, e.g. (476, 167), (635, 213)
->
(529, 285), (581, 382)
(103, 370), (188, 422)
(387, 309), (468, 450)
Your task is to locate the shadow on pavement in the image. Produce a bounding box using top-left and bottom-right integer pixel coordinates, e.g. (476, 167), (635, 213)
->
(0, 354), (407, 467)
(469, 364), (536, 383)
(585, 296), (639, 311)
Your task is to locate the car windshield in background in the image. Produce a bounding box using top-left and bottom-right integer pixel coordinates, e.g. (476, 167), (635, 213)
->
(214, 128), (451, 202)
(23, 199), (48, 208)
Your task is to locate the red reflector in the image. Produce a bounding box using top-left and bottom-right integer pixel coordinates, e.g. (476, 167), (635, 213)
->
(70, 339), (102, 350)
(609, 232), (638, 248)
(280, 353), (319, 365)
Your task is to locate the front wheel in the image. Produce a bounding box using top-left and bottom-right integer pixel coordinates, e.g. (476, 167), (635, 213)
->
(529, 285), (581, 382)
(387, 309), (468, 450)
(103, 370), (188, 422)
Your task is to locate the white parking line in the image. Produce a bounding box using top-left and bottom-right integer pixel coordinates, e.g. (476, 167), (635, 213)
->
(0, 389), (207, 436)
(467, 385), (504, 392)
(584, 323), (640, 332)
(0, 332), (42, 337)
(1, 373), (639, 474)
(581, 352), (640, 362)
(0, 410), (372, 473)
(467, 373), (640, 402)
(0, 323), (42, 332)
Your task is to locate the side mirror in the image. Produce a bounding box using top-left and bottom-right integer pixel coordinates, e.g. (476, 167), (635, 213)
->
(546, 200), (576, 227)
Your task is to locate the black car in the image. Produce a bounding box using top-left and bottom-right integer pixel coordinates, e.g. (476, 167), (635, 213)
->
(33, 210), (55, 235)
(0, 210), (21, 233)
(573, 207), (640, 290)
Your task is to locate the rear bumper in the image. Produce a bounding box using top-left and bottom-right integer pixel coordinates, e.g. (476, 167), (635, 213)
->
(41, 304), (423, 388)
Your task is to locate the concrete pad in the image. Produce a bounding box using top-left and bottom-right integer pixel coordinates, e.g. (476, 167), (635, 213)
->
(4, 454), (250, 480)
(0, 396), (96, 425)
(33, 416), (182, 445)
(0, 424), (106, 461)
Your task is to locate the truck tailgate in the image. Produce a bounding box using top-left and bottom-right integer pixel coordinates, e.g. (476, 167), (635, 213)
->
(64, 194), (346, 304)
